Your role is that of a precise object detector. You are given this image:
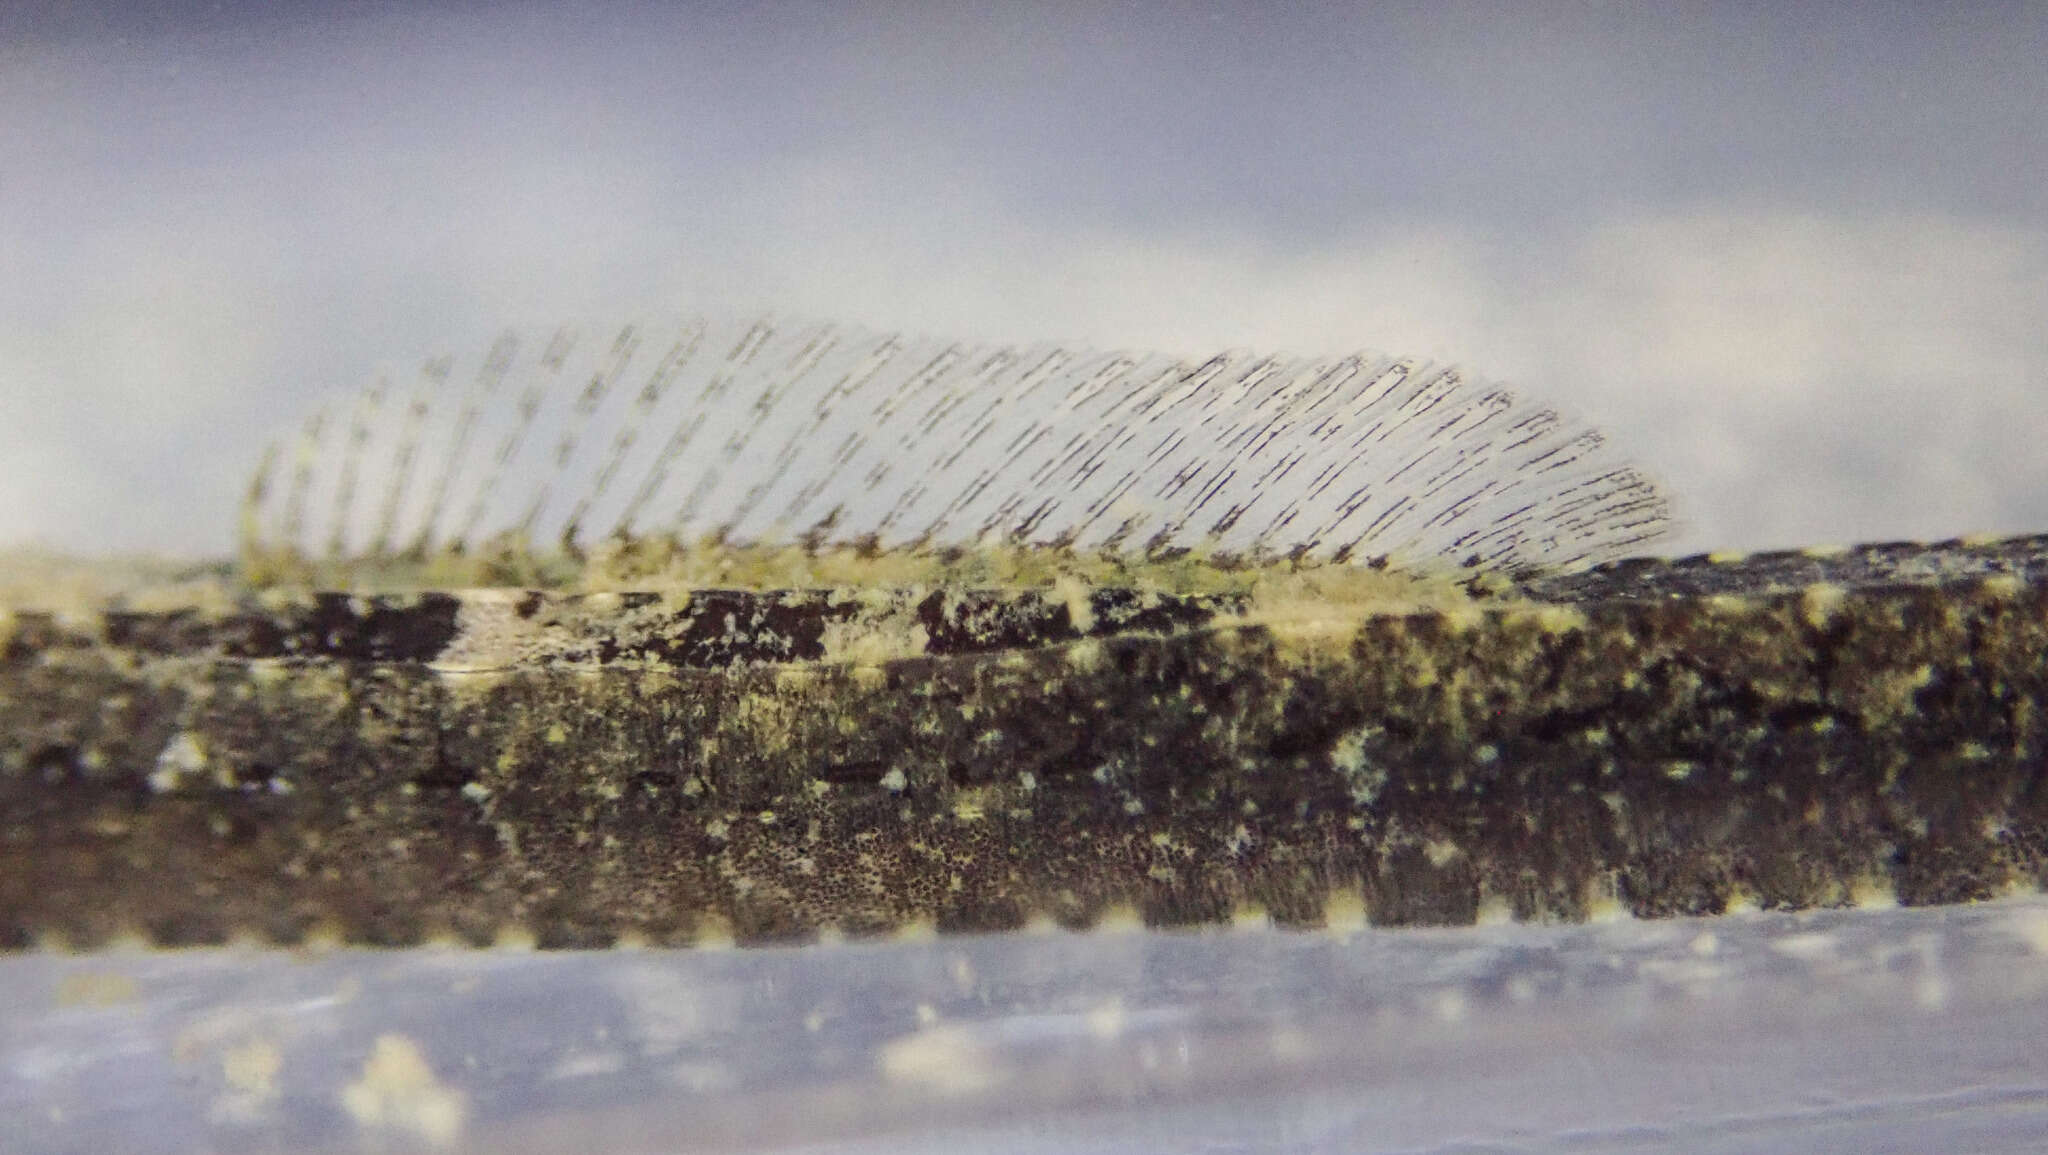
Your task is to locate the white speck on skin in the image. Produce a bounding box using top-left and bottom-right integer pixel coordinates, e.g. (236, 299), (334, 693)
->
(149, 731), (205, 793)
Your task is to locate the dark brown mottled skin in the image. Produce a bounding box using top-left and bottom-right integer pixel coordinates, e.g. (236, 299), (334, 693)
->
(3, 536), (2046, 949)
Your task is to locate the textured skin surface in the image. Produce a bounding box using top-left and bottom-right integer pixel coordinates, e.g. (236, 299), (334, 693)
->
(4, 539), (2046, 948)
(1519, 532), (2048, 600)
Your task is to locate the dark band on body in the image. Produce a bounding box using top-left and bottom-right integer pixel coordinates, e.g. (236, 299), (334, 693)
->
(11, 587), (1244, 669)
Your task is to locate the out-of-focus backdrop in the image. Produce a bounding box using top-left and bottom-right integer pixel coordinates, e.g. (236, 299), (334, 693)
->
(4, 1), (2044, 559)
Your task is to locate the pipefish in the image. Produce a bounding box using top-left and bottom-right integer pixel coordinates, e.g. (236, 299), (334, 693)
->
(2, 316), (2043, 949)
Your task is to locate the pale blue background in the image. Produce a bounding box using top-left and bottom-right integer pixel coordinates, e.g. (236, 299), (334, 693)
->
(4, 1), (2045, 557)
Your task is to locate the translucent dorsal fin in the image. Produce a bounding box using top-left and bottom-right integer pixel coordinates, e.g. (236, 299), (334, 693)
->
(241, 316), (1672, 576)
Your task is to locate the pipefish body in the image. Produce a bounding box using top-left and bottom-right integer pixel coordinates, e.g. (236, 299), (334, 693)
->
(2, 317), (2042, 949)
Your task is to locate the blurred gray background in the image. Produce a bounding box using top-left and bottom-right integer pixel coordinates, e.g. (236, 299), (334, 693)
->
(3, 1), (2044, 559)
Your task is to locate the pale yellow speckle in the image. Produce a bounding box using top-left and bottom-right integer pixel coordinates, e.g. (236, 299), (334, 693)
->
(1054, 574), (1097, 633)
(691, 920), (738, 950)
(1329, 725), (1375, 774)
(1323, 888), (1368, 933)
(1801, 582), (1849, 628)
(1064, 638), (1105, 673)
(1437, 604), (1488, 635)
(149, 731), (207, 794)
(1093, 904), (1146, 934)
(891, 918), (940, 943)
(818, 602), (929, 667)
(340, 1034), (467, 1149)
(1224, 823), (1253, 857)
(1981, 573), (2023, 598)
(1473, 896), (1515, 926)
(1583, 877), (1628, 923)
(297, 923), (348, 954)
(1423, 839), (1462, 868)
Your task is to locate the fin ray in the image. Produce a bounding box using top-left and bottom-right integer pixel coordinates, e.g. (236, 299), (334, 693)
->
(245, 316), (1674, 575)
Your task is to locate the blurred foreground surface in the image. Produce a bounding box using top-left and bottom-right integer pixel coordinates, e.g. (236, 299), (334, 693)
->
(7, 897), (2048, 1154)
